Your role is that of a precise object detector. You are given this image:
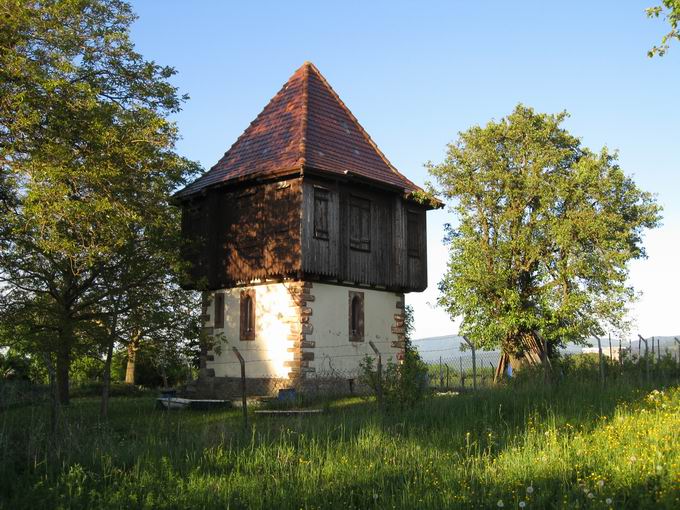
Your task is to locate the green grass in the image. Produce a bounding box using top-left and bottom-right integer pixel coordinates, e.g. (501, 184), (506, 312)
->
(1, 377), (679, 509)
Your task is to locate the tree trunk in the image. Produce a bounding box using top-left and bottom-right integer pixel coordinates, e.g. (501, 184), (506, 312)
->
(56, 341), (71, 406)
(42, 353), (58, 436)
(494, 330), (547, 383)
(100, 335), (115, 418)
(125, 331), (141, 385)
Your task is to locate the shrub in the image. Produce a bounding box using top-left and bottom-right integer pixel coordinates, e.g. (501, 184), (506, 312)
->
(70, 382), (149, 399)
(359, 305), (429, 409)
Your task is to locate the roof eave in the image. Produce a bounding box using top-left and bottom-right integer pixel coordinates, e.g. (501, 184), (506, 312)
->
(172, 166), (303, 203)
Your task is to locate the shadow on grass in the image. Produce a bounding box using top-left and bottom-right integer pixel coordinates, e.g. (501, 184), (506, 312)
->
(1, 376), (678, 509)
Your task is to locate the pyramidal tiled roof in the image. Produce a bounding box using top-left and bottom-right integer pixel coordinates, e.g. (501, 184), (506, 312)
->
(176, 62), (422, 198)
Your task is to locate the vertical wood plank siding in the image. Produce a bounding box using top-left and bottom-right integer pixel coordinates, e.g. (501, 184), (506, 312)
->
(181, 178), (302, 289)
(300, 178), (427, 292)
(181, 176), (427, 292)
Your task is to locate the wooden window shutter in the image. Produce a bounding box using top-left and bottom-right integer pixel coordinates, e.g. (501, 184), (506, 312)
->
(349, 196), (371, 252)
(407, 210), (423, 258)
(273, 183), (292, 236)
(240, 289), (256, 341)
(214, 293), (225, 329)
(313, 187), (330, 240)
(348, 291), (365, 342)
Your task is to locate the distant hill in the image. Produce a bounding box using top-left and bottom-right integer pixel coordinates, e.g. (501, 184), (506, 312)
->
(411, 334), (680, 364)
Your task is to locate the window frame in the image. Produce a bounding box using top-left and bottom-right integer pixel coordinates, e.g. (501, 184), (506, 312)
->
(272, 183), (293, 236)
(407, 210), (424, 259)
(348, 290), (365, 342)
(313, 186), (330, 240)
(239, 289), (256, 341)
(214, 292), (225, 329)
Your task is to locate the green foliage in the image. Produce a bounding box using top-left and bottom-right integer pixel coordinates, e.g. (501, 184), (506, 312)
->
(0, 0), (201, 402)
(428, 105), (661, 355)
(647, 0), (680, 56)
(118, 343), (192, 388)
(360, 305), (429, 409)
(0, 376), (678, 508)
(0, 348), (46, 382)
(509, 351), (680, 389)
(70, 355), (105, 385)
(69, 381), (148, 399)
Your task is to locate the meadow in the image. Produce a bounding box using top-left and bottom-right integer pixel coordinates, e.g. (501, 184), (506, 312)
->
(1, 373), (679, 509)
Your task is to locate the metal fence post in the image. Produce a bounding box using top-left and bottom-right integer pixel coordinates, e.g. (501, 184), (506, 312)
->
(542, 334), (548, 385)
(472, 345), (477, 390)
(595, 334), (604, 387)
(232, 347), (248, 429)
(459, 356), (464, 389)
(368, 341), (383, 408)
(638, 335), (649, 383)
(439, 356), (443, 389)
(462, 336), (477, 391)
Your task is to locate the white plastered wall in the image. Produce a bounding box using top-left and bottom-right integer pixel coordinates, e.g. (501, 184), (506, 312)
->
(309, 283), (401, 374)
(205, 282), (296, 378)
(204, 281), (402, 379)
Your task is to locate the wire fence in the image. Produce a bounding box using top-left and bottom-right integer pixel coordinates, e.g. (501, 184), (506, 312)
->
(3, 337), (678, 410)
(420, 335), (680, 392)
(423, 351), (500, 391)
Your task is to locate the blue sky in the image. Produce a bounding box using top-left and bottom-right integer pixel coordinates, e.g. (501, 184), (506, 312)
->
(131, 0), (680, 339)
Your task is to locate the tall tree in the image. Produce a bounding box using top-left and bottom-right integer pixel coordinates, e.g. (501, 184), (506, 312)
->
(0, 0), (199, 404)
(647, 0), (680, 57)
(428, 105), (661, 374)
(93, 240), (200, 417)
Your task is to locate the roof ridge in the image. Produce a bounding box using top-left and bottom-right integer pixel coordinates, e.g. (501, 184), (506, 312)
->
(193, 66), (307, 187)
(305, 62), (420, 191)
(298, 62), (310, 168)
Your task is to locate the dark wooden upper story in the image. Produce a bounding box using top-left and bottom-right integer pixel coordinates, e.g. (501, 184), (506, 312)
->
(179, 172), (428, 292)
(175, 62), (436, 292)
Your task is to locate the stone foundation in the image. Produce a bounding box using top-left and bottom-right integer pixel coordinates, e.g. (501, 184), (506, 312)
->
(181, 374), (372, 400)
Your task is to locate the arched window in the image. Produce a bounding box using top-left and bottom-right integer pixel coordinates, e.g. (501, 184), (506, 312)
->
(244, 296), (254, 332)
(348, 291), (364, 342)
(351, 296), (361, 335)
(240, 289), (256, 340)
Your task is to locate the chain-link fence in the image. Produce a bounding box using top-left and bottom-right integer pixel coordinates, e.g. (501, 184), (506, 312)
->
(423, 351), (500, 391)
(419, 336), (680, 392)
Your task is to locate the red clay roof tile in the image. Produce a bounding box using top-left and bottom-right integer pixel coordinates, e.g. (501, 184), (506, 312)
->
(176, 62), (421, 198)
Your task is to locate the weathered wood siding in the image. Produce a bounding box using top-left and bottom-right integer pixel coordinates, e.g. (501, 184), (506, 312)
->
(181, 178), (302, 289)
(301, 177), (427, 292)
(181, 175), (427, 292)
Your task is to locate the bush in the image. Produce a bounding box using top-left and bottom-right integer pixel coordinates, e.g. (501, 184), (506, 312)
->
(360, 347), (429, 409)
(359, 304), (430, 409)
(0, 380), (48, 409)
(0, 349), (47, 383)
(70, 382), (149, 399)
